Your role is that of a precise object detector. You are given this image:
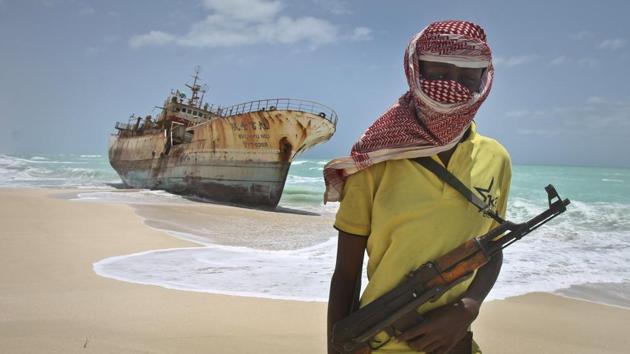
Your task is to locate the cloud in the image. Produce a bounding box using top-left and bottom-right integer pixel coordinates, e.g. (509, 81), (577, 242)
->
(578, 57), (598, 67)
(516, 128), (562, 137)
(173, 14), (338, 48)
(548, 56), (570, 66)
(85, 47), (101, 56)
(129, 31), (176, 48)
(505, 110), (548, 119)
(598, 38), (627, 50)
(201, 0), (282, 21)
(585, 96), (606, 104)
(506, 110), (530, 118)
(130, 0), (367, 49)
(313, 0), (352, 15)
(493, 55), (537, 67)
(545, 56), (598, 67)
(510, 96), (630, 137)
(570, 31), (593, 41)
(346, 27), (372, 42)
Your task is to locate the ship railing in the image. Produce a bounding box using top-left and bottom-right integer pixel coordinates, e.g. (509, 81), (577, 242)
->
(217, 98), (338, 126)
(115, 122), (134, 130)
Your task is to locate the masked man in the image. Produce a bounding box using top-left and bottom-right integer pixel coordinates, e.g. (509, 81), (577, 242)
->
(326, 20), (511, 354)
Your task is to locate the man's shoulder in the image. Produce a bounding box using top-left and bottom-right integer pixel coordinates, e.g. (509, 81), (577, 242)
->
(344, 159), (412, 190)
(473, 132), (511, 162)
(343, 161), (387, 189)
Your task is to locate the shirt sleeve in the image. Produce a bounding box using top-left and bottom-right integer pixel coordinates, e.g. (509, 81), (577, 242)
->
(333, 166), (378, 237)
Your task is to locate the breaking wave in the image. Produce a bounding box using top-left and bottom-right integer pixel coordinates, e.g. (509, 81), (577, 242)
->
(0, 153), (120, 188)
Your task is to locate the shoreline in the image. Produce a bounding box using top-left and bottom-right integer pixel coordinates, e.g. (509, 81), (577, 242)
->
(554, 282), (630, 310)
(73, 187), (630, 308)
(9, 185), (630, 308)
(1, 187), (629, 353)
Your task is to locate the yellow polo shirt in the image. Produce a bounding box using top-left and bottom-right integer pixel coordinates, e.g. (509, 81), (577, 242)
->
(334, 124), (511, 353)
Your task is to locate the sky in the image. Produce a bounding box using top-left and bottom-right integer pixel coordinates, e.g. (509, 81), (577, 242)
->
(0, 0), (629, 168)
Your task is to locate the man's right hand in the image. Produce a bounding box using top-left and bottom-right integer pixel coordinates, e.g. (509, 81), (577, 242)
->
(395, 299), (476, 354)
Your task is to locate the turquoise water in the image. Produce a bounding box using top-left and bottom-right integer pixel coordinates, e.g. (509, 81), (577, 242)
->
(2, 153), (630, 303)
(4, 153), (628, 207)
(511, 165), (630, 204)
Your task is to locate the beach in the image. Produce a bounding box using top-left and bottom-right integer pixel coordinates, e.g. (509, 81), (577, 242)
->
(1, 188), (629, 353)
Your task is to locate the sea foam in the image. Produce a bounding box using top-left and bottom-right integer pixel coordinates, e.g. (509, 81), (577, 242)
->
(92, 194), (630, 303)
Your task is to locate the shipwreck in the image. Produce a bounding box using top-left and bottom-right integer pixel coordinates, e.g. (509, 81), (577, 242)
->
(108, 69), (337, 207)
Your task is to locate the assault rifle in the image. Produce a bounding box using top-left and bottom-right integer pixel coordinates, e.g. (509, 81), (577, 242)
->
(331, 185), (570, 353)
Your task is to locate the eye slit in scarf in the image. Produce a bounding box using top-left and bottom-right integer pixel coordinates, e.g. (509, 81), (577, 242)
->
(323, 20), (494, 203)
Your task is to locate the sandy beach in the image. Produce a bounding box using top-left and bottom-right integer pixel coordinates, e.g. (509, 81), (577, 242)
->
(1, 188), (629, 353)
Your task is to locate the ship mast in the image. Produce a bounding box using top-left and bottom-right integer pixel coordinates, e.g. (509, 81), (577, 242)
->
(185, 66), (206, 108)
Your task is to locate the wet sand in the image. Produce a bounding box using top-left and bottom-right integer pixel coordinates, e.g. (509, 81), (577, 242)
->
(1, 188), (628, 353)
(133, 201), (335, 250)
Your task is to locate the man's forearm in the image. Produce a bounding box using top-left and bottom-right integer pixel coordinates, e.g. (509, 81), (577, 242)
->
(328, 231), (367, 353)
(459, 249), (503, 316)
(327, 272), (358, 354)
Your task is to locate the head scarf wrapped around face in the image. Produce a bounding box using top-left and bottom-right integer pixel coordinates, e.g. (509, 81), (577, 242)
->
(323, 20), (494, 203)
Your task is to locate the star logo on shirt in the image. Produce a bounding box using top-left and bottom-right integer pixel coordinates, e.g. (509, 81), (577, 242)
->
(475, 177), (497, 209)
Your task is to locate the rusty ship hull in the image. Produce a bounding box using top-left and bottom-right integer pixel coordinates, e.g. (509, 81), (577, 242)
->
(109, 99), (336, 207)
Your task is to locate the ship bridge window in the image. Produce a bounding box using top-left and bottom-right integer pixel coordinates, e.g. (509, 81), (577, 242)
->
(193, 111), (198, 116)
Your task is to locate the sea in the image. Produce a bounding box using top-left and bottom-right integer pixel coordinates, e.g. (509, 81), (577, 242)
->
(1, 153), (629, 307)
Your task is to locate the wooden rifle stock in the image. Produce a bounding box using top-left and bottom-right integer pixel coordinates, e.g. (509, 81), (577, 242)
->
(331, 185), (570, 353)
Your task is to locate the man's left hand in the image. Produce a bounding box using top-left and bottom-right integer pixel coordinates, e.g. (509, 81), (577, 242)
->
(395, 298), (479, 354)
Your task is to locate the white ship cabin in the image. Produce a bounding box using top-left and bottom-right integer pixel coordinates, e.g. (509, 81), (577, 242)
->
(165, 93), (219, 123)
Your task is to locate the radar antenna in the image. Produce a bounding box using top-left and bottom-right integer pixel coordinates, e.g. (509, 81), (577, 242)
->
(200, 83), (209, 107)
(186, 66), (203, 107)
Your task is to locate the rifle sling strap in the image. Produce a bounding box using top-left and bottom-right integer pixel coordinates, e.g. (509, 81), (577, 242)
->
(412, 157), (505, 224)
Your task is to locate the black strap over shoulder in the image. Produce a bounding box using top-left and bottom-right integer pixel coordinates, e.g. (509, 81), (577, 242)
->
(412, 157), (505, 224)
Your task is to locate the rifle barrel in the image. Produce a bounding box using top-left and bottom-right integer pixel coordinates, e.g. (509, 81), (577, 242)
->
(485, 198), (570, 253)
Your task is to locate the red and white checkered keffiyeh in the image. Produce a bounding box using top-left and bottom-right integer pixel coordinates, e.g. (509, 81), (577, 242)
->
(323, 20), (494, 203)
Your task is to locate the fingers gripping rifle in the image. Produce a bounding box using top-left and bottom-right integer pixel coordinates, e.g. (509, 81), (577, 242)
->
(331, 185), (570, 353)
